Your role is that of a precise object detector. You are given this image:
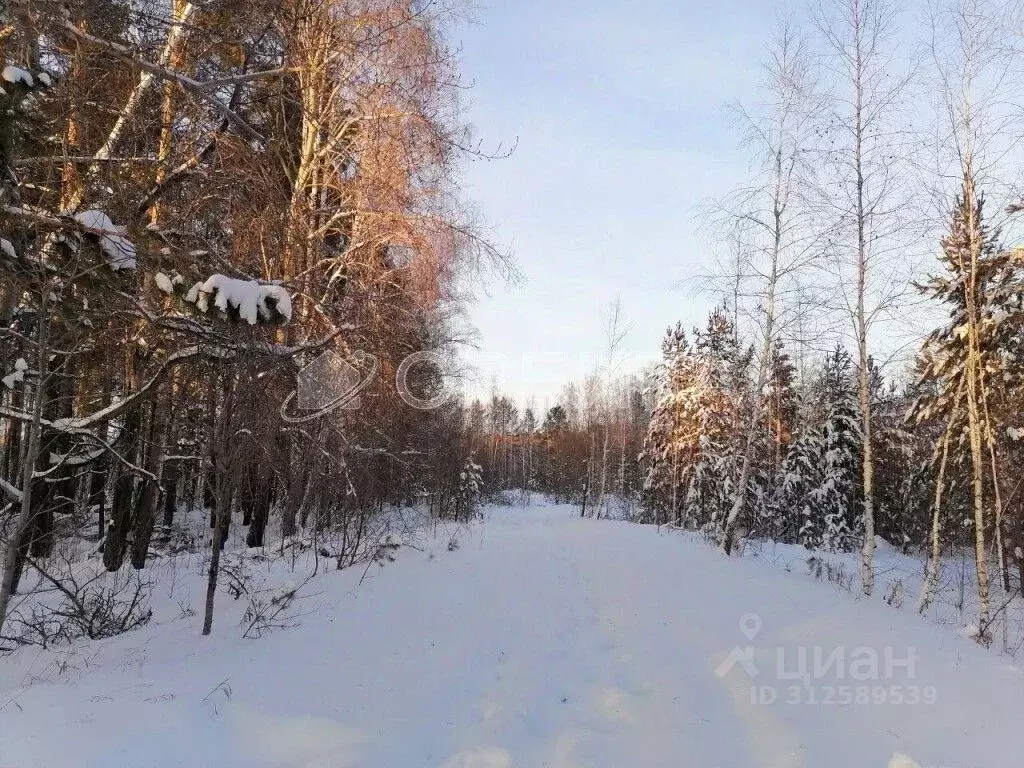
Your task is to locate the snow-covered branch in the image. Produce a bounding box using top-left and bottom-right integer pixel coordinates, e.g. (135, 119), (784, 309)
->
(0, 346), (225, 432)
(0, 477), (22, 503)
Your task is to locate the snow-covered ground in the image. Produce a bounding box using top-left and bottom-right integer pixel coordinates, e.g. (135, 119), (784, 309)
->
(733, 531), (1024, 654)
(1, 502), (1022, 768)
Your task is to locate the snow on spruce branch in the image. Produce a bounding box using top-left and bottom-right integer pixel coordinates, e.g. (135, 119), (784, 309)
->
(1, 65), (34, 88)
(179, 274), (293, 326)
(2, 205), (137, 272)
(73, 211), (137, 270)
(1, 61), (53, 100)
(1, 358), (27, 390)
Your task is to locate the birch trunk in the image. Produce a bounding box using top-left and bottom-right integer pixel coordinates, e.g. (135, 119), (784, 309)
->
(721, 143), (784, 554)
(962, 173), (991, 637)
(918, 383), (962, 614)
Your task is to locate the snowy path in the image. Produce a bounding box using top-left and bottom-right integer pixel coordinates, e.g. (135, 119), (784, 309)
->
(2, 504), (1022, 767)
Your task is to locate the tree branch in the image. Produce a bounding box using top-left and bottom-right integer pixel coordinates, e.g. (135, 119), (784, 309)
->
(60, 18), (270, 146)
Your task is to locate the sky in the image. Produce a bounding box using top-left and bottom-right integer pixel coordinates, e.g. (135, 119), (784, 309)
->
(453, 0), (784, 408)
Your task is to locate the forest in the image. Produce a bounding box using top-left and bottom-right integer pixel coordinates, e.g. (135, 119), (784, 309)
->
(2, 0), (1024, 658)
(0, 0), (506, 641)
(464, 0), (1024, 649)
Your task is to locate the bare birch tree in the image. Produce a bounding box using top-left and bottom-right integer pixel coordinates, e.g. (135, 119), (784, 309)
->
(589, 298), (629, 518)
(914, 0), (1022, 633)
(812, 0), (916, 595)
(717, 25), (822, 554)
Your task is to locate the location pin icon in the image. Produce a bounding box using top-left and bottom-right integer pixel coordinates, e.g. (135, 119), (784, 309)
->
(739, 613), (762, 641)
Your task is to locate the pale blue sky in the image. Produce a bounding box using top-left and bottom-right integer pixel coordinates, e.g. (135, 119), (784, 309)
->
(455, 1), (784, 405)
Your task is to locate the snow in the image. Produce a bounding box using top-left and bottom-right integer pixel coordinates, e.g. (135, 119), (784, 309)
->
(2, 358), (26, 389)
(1, 502), (1023, 767)
(73, 210), (137, 271)
(0, 238), (16, 259)
(154, 271), (175, 294)
(259, 284), (293, 323)
(872, 534), (898, 555)
(1, 64), (33, 87)
(197, 274), (292, 324)
(737, 530), (1024, 650)
(36, 72), (52, 87)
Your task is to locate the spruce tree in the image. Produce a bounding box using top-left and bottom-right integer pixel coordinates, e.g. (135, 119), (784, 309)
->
(640, 308), (746, 529)
(779, 420), (824, 547)
(820, 346), (863, 551)
(913, 178), (1016, 630)
(640, 323), (694, 525)
(456, 455), (484, 522)
(765, 340), (798, 475)
(687, 307), (751, 537)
